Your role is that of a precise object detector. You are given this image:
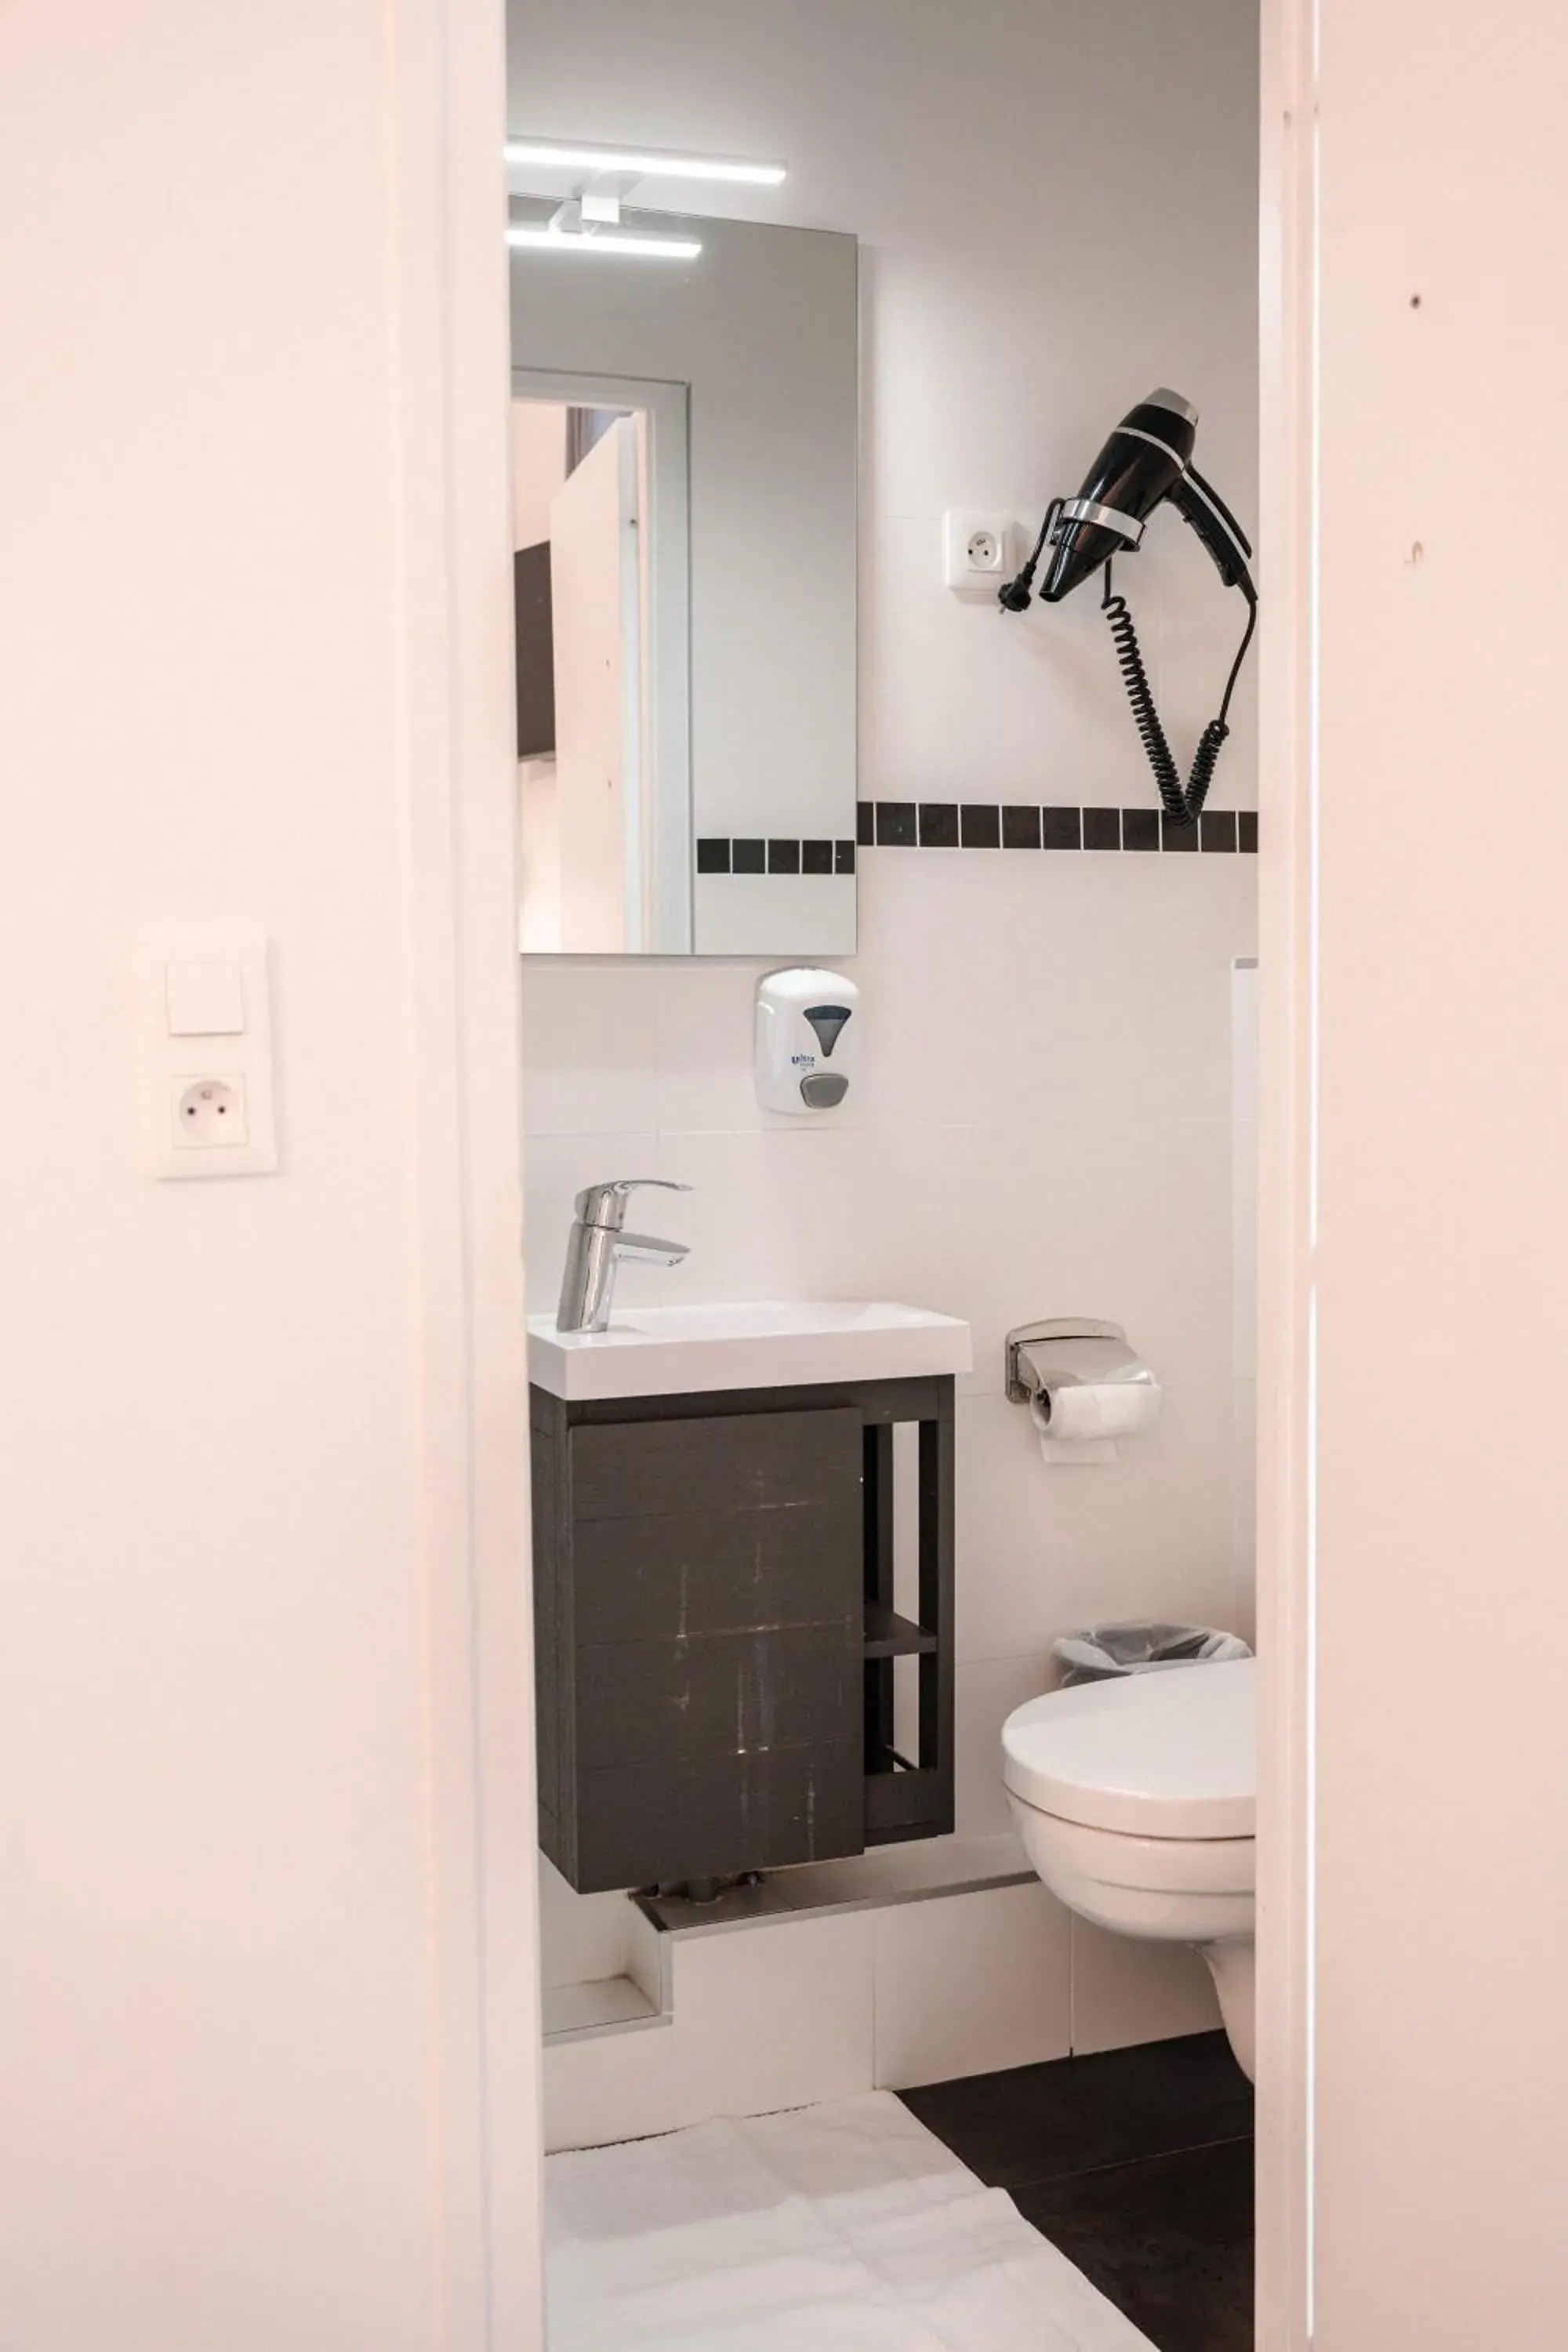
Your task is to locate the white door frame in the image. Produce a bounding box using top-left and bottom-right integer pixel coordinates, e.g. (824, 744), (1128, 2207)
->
(393, 0), (545, 2343)
(1256, 0), (1316, 2344)
(430, 1), (1323, 2342)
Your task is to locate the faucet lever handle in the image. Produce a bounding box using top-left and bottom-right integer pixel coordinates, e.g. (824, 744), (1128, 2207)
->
(574, 1177), (692, 1232)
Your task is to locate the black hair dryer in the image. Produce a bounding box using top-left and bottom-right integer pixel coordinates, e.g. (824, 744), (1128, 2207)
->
(1000, 389), (1257, 826)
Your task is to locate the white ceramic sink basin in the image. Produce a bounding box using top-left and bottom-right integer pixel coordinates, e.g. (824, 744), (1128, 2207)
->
(528, 1299), (972, 1401)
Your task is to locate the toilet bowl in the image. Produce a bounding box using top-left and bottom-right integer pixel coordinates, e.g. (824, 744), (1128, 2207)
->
(1001, 1657), (1256, 2078)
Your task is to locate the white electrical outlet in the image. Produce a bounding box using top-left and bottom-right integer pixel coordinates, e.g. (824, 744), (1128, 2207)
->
(943, 510), (1017, 598)
(137, 927), (278, 1179)
(172, 1076), (249, 1149)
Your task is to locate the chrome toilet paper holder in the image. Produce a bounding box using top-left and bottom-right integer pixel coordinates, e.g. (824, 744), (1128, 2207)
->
(1005, 1317), (1131, 1405)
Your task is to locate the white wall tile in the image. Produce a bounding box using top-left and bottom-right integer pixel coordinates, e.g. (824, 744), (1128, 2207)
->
(873, 1882), (1071, 2089)
(1231, 1378), (1258, 1646)
(648, 1120), (982, 1312)
(942, 1110), (1238, 1406)
(953, 1654), (1054, 1835)
(543, 2019), (679, 2153)
(849, 856), (1253, 1136)
(625, 1904), (670, 2015)
(954, 1390), (1242, 1668)
(547, 1897), (1223, 2147)
(1231, 961), (1260, 1644)
(539, 1857), (633, 1991)
(649, 960), (771, 1136)
(1230, 962), (1260, 1126)
(1232, 1123), (1259, 1373)
(553, 1889), (1212, 2148)
(666, 1913), (876, 2125)
(854, 854), (1172, 1130)
(1069, 1918), (1221, 2055)
(519, 960), (662, 1138)
(644, 1125), (868, 1301)
(546, 1915), (877, 2150)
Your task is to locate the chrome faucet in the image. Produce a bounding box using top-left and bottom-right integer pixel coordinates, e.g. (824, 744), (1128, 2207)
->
(556, 1178), (691, 1334)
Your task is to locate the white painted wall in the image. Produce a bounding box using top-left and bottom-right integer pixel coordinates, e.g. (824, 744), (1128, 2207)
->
(512, 0), (1259, 2118)
(0, 3), (540, 2347)
(1272, 0), (1568, 2342)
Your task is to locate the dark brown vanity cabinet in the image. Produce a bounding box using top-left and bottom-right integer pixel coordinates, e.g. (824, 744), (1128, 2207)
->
(531, 1375), (955, 1893)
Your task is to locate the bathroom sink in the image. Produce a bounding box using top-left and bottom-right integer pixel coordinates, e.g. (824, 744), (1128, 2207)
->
(528, 1299), (972, 1401)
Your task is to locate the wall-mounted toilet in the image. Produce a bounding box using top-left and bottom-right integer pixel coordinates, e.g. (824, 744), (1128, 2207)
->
(1001, 1657), (1256, 2078)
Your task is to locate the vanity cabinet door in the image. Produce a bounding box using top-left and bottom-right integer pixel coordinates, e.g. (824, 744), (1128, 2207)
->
(548, 1404), (865, 1892)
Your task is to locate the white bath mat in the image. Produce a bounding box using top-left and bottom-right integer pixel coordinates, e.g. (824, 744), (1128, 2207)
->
(546, 2089), (1156, 2350)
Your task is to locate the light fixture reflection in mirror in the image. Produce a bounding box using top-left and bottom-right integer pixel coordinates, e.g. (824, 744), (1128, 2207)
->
(505, 224), (703, 262)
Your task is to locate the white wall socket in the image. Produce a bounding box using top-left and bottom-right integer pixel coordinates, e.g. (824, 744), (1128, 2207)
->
(943, 510), (1017, 599)
(172, 1075), (249, 1149)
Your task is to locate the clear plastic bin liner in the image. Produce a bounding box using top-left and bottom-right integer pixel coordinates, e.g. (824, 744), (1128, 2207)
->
(1053, 1621), (1253, 1686)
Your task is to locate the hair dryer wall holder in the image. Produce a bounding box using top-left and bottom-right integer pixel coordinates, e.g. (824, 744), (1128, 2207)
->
(998, 390), (1258, 824)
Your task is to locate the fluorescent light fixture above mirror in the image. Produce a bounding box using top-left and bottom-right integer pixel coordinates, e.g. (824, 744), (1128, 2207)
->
(506, 138), (786, 187)
(506, 225), (703, 262)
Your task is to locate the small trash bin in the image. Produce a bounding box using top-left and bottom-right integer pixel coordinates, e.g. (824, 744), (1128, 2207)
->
(1053, 1622), (1252, 1687)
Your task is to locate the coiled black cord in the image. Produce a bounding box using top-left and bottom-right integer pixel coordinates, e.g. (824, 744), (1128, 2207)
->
(1101, 561), (1258, 827)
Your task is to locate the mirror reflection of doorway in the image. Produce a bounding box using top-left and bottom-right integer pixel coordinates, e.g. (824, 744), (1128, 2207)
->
(513, 398), (649, 953)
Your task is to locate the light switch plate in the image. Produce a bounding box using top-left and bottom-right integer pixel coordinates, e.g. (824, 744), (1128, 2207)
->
(165, 958), (245, 1036)
(137, 927), (278, 1179)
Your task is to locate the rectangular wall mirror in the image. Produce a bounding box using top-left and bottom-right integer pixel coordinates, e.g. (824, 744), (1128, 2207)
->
(509, 205), (858, 957)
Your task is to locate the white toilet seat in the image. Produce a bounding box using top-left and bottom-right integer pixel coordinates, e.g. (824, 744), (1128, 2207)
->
(1002, 1657), (1255, 1839)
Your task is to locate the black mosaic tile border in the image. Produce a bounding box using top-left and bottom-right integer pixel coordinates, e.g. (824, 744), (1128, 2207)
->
(696, 837), (857, 876)
(858, 802), (1258, 854)
(695, 808), (1257, 872)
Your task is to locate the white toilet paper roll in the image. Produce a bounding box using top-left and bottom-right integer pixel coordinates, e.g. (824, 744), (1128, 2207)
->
(1030, 1376), (1162, 1463)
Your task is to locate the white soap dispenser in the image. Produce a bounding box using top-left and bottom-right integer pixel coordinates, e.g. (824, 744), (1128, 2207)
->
(755, 967), (860, 1113)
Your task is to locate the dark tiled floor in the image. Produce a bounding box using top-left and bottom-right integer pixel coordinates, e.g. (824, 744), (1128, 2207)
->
(901, 2031), (1254, 2352)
